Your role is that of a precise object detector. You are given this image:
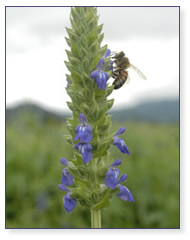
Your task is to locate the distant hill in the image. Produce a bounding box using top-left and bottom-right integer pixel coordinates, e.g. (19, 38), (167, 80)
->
(6, 99), (179, 123)
(6, 103), (69, 123)
(111, 99), (179, 123)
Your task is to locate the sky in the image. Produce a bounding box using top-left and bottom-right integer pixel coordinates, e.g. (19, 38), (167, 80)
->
(6, 6), (179, 112)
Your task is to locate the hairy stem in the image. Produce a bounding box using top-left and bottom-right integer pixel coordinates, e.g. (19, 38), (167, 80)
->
(91, 209), (101, 228)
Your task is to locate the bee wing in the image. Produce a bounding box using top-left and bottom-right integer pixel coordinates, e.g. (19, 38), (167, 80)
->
(126, 74), (131, 84)
(130, 64), (147, 80)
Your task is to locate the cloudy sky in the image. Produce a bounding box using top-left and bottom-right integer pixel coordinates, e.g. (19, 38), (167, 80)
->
(6, 7), (179, 112)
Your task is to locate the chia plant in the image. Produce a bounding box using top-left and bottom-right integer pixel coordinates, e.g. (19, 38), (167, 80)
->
(58, 7), (134, 228)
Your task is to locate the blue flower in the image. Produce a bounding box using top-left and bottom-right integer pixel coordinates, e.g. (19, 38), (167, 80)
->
(60, 157), (69, 166)
(58, 158), (73, 189)
(113, 127), (130, 154)
(61, 168), (74, 186)
(104, 159), (134, 202)
(74, 113), (92, 143)
(104, 159), (122, 189)
(117, 185), (134, 202)
(63, 192), (77, 213)
(75, 142), (92, 164)
(58, 158), (77, 213)
(90, 59), (109, 90)
(58, 158), (74, 190)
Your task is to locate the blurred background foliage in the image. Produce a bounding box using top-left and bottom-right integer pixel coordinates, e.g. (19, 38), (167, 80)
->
(6, 102), (179, 228)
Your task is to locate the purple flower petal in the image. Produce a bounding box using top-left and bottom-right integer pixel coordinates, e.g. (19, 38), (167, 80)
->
(85, 143), (93, 151)
(107, 60), (114, 71)
(74, 114), (92, 143)
(99, 73), (105, 90)
(83, 150), (92, 164)
(79, 113), (87, 123)
(111, 159), (122, 167)
(58, 184), (69, 192)
(104, 168), (120, 189)
(60, 158), (69, 166)
(75, 142), (93, 164)
(97, 58), (105, 70)
(62, 169), (74, 186)
(94, 72), (103, 89)
(113, 137), (130, 154)
(95, 71), (109, 90)
(105, 49), (111, 58)
(117, 185), (134, 202)
(114, 127), (126, 137)
(75, 142), (80, 150)
(63, 193), (77, 213)
(90, 70), (97, 79)
(81, 143), (92, 164)
(90, 59), (109, 90)
(74, 132), (80, 141)
(117, 174), (128, 184)
(74, 125), (92, 143)
(75, 125), (80, 133)
(101, 72), (109, 90)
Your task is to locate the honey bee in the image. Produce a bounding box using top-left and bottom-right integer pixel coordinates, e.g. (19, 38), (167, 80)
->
(111, 51), (146, 89)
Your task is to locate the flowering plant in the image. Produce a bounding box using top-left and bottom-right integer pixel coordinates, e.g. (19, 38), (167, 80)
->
(59, 7), (134, 228)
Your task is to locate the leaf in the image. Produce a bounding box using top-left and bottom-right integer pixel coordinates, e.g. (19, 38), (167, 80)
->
(71, 8), (81, 23)
(99, 44), (107, 58)
(66, 50), (81, 66)
(97, 24), (103, 34)
(88, 18), (97, 32)
(89, 40), (98, 53)
(105, 85), (114, 97)
(92, 189), (111, 210)
(87, 27), (98, 47)
(80, 46), (89, 58)
(64, 61), (82, 82)
(66, 27), (80, 43)
(64, 135), (73, 145)
(65, 37), (71, 47)
(107, 99), (114, 110)
(82, 56), (90, 72)
(66, 102), (76, 112)
(98, 33), (104, 44)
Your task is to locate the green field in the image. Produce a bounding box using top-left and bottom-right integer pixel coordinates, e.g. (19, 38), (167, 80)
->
(6, 112), (179, 228)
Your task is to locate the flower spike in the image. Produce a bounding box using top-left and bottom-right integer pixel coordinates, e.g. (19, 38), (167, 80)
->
(60, 7), (136, 221)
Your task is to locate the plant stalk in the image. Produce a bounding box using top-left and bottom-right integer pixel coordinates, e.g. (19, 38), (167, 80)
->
(91, 209), (101, 228)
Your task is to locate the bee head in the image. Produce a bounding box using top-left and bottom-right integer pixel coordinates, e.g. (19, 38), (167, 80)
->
(113, 51), (125, 59)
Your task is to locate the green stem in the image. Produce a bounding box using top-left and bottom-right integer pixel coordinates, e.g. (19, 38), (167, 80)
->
(91, 209), (101, 228)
